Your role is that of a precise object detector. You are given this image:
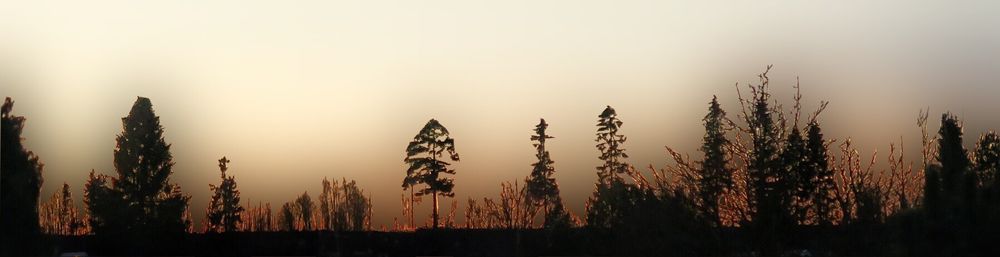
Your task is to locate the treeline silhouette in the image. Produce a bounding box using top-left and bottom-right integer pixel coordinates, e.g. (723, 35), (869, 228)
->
(3, 66), (1000, 256)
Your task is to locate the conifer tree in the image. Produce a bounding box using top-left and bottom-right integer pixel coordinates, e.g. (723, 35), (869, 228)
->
(87, 97), (191, 248)
(402, 119), (460, 229)
(781, 126), (807, 224)
(206, 156), (244, 233)
(0, 97), (44, 254)
(973, 131), (1000, 190)
(586, 106), (634, 228)
(698, 96), (732, 226)
(737, 66), (786, 253)
(526, 118), (561, 221)
(938, 113), (971, 200)
(805, 121), (836, 226)
(594, 106), (630, 184)
(928, 113), (974, 255)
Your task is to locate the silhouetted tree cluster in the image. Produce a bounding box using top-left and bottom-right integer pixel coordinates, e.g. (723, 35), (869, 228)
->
(319, 177), (372, 231)
(39, 183), (87, 235)
(240, 202), (274, 232)
(1, 97), (44, 255)
(10, 65), (1000, 256)
(916, 113), (1000, 256)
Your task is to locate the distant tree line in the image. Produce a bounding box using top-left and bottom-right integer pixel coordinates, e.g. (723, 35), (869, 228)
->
(3, 66), (1000, 256)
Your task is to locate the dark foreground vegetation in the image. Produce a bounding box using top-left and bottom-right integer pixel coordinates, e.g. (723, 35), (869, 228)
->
(4, 66), (1000, 256)
(32, 226), (919, 257)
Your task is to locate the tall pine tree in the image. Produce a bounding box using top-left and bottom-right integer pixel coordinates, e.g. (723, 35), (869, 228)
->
(402, 119), (460, 229)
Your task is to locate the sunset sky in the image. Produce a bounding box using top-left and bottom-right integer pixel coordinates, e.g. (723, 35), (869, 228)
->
(2, 0), (1000, 228)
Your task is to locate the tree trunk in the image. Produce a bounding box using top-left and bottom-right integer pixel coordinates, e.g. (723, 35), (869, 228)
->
(432, 191), (439, 229)
(409, 187), (415, 229)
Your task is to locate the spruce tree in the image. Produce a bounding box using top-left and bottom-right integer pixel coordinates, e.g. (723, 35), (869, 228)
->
(1, 97), (44, 254)
(781, 126), (807, 224)
(206, 156), (244, 233)
(738, 67), (785, 253)
(88, 97), (191, 249)
(402, 119), (460, 229)
(938, 113), (971, 199)
(526, 118), (561, 222)
(698, 96), (732, 226)
(805, 121), (836, 226)
(931, 113), (974, 255)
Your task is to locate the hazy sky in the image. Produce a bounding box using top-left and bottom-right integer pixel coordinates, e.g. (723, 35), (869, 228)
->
(2, 0), (1000, 228)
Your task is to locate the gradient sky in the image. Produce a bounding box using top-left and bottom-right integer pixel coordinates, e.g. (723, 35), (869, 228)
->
(2, 0), (1000, 228)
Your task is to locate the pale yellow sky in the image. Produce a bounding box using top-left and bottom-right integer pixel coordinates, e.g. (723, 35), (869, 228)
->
(2, 0), (1000, 228)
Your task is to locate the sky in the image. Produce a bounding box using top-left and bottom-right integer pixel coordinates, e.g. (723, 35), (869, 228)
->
(2, 0), (1000, 228)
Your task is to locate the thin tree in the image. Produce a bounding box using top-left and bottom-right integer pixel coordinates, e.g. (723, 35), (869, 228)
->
(525, 118), (561, 223)
(402, 119), (461, 229)
(0, 97), (44, 254)
(206, 157), (244, 233)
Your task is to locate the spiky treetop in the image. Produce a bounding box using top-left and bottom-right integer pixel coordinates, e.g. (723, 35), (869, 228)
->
(596, 106), (629, 184)
(937, 113), (969, 193)
(91, 96), (190, 237)
(805, 121), (836, 225)
(699, 96), (731, 225)
(207, 156), (244, 233)
(527, 118), (559, 206)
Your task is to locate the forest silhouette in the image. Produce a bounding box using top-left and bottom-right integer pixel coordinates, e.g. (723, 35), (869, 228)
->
(3, 66), (1000, 256)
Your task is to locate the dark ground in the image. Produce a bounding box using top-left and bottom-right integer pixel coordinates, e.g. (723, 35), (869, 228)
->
(30, 226), (902, 257)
